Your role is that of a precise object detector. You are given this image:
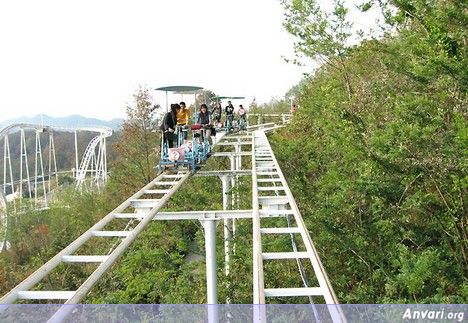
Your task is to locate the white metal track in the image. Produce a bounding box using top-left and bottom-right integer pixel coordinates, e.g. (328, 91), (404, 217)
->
(0, 171), (190, 305)
(0, 119), (342, 322)
(75, 130), (111, 189)
(251, 130), (339, 306)
(0, 129), (230, 308)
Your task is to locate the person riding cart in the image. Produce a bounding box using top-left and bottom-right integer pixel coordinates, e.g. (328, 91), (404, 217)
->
(197, 104), (213, 145)
(175, 101), (190, 146)
(238, 104), (247, 130)
(211, 102), (222, 128)
(160, 103), (181, 148)
(225, 101), (235, 131)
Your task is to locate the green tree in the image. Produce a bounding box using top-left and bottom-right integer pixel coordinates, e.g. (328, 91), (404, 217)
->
(197, 90), (218, 107)
(275, 0), (467, 304)
(281, 0), (356, 97)
(108, 87), (160, 197)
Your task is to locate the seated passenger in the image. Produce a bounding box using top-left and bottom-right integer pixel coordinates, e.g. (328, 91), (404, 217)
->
(225, 100), (234, 130)
(176, 101), (190, 140)
(238, 104), (247, 129)
(160, 103), (181, 148)
(238, 104), (246, 119)
(212, 102), (223, 127)
(177, 101), (190, 125)
(197, 104), (213, 145)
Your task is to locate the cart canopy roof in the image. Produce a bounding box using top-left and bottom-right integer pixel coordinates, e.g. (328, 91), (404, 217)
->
(212, 96), (245, 100)
(155, 85), (203, 92)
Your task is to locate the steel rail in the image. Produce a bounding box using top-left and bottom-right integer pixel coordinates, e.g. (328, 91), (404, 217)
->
(258, 130), (338, 304)
(0, 122), (342, 323)
(0, 172), (189, 305)
(251, 132), (266, 305)
(0, 123), (112, 138)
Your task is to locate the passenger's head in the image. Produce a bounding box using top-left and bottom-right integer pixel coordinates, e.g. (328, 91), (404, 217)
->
(228, 100), (232, 105)
(239, 104), (243, 108)
(200, 104), (208, 113)
(180, 101), (186, 109)
(171, 103), (181, 113)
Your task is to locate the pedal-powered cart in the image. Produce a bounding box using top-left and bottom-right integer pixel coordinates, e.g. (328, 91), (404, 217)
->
(155, 84), (204, 147)
(210, 96), (246, 132)
(158, 124), (212, 174)
(174, 125), (189, 147)
(155, 85), (204, 114)
(190, 124), (212, 163)
(156, 85), (207, 173)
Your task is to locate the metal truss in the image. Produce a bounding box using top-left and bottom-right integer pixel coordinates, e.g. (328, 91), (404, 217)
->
(153, 209), (293, 221)
(249, 113), (292, 125)
(251, 130), (343, 322)
(196, 170), (252, 177)
(0, 171), (190, 308)
(75, 128), (112, 190)
(1, 116), (341, 322)
(0, 124), (112, 211)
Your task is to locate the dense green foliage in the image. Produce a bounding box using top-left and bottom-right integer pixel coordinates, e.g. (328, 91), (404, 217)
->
(0, 188), (113, 296)
(106, 87), (160, 199)
(271, 0), (467, 303)
(0, 87), (160, 299)
(88, 148), (256, 304)
(1, 0), (466, 306)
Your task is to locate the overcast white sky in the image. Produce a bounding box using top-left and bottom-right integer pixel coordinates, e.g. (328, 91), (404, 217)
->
(0, 0), (379, 122)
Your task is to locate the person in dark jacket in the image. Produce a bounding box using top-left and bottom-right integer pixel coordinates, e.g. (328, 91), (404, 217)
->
(225, 100), (234, 130)
(161, 103), (181, 148)
(197, 104), (213, 145)
(211, 102), (222, 126)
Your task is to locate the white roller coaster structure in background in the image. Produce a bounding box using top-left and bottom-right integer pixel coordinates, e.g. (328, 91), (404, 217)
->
(0, 123), (112, 252)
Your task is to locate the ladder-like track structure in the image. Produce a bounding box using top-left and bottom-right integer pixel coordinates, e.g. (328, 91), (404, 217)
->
(0, 172), (189, 305)
(1, 122), (341, 322)
(252, 130), (337, 303)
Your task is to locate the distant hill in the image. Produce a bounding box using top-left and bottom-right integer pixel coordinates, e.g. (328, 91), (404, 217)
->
(0, 114), (124, 130)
